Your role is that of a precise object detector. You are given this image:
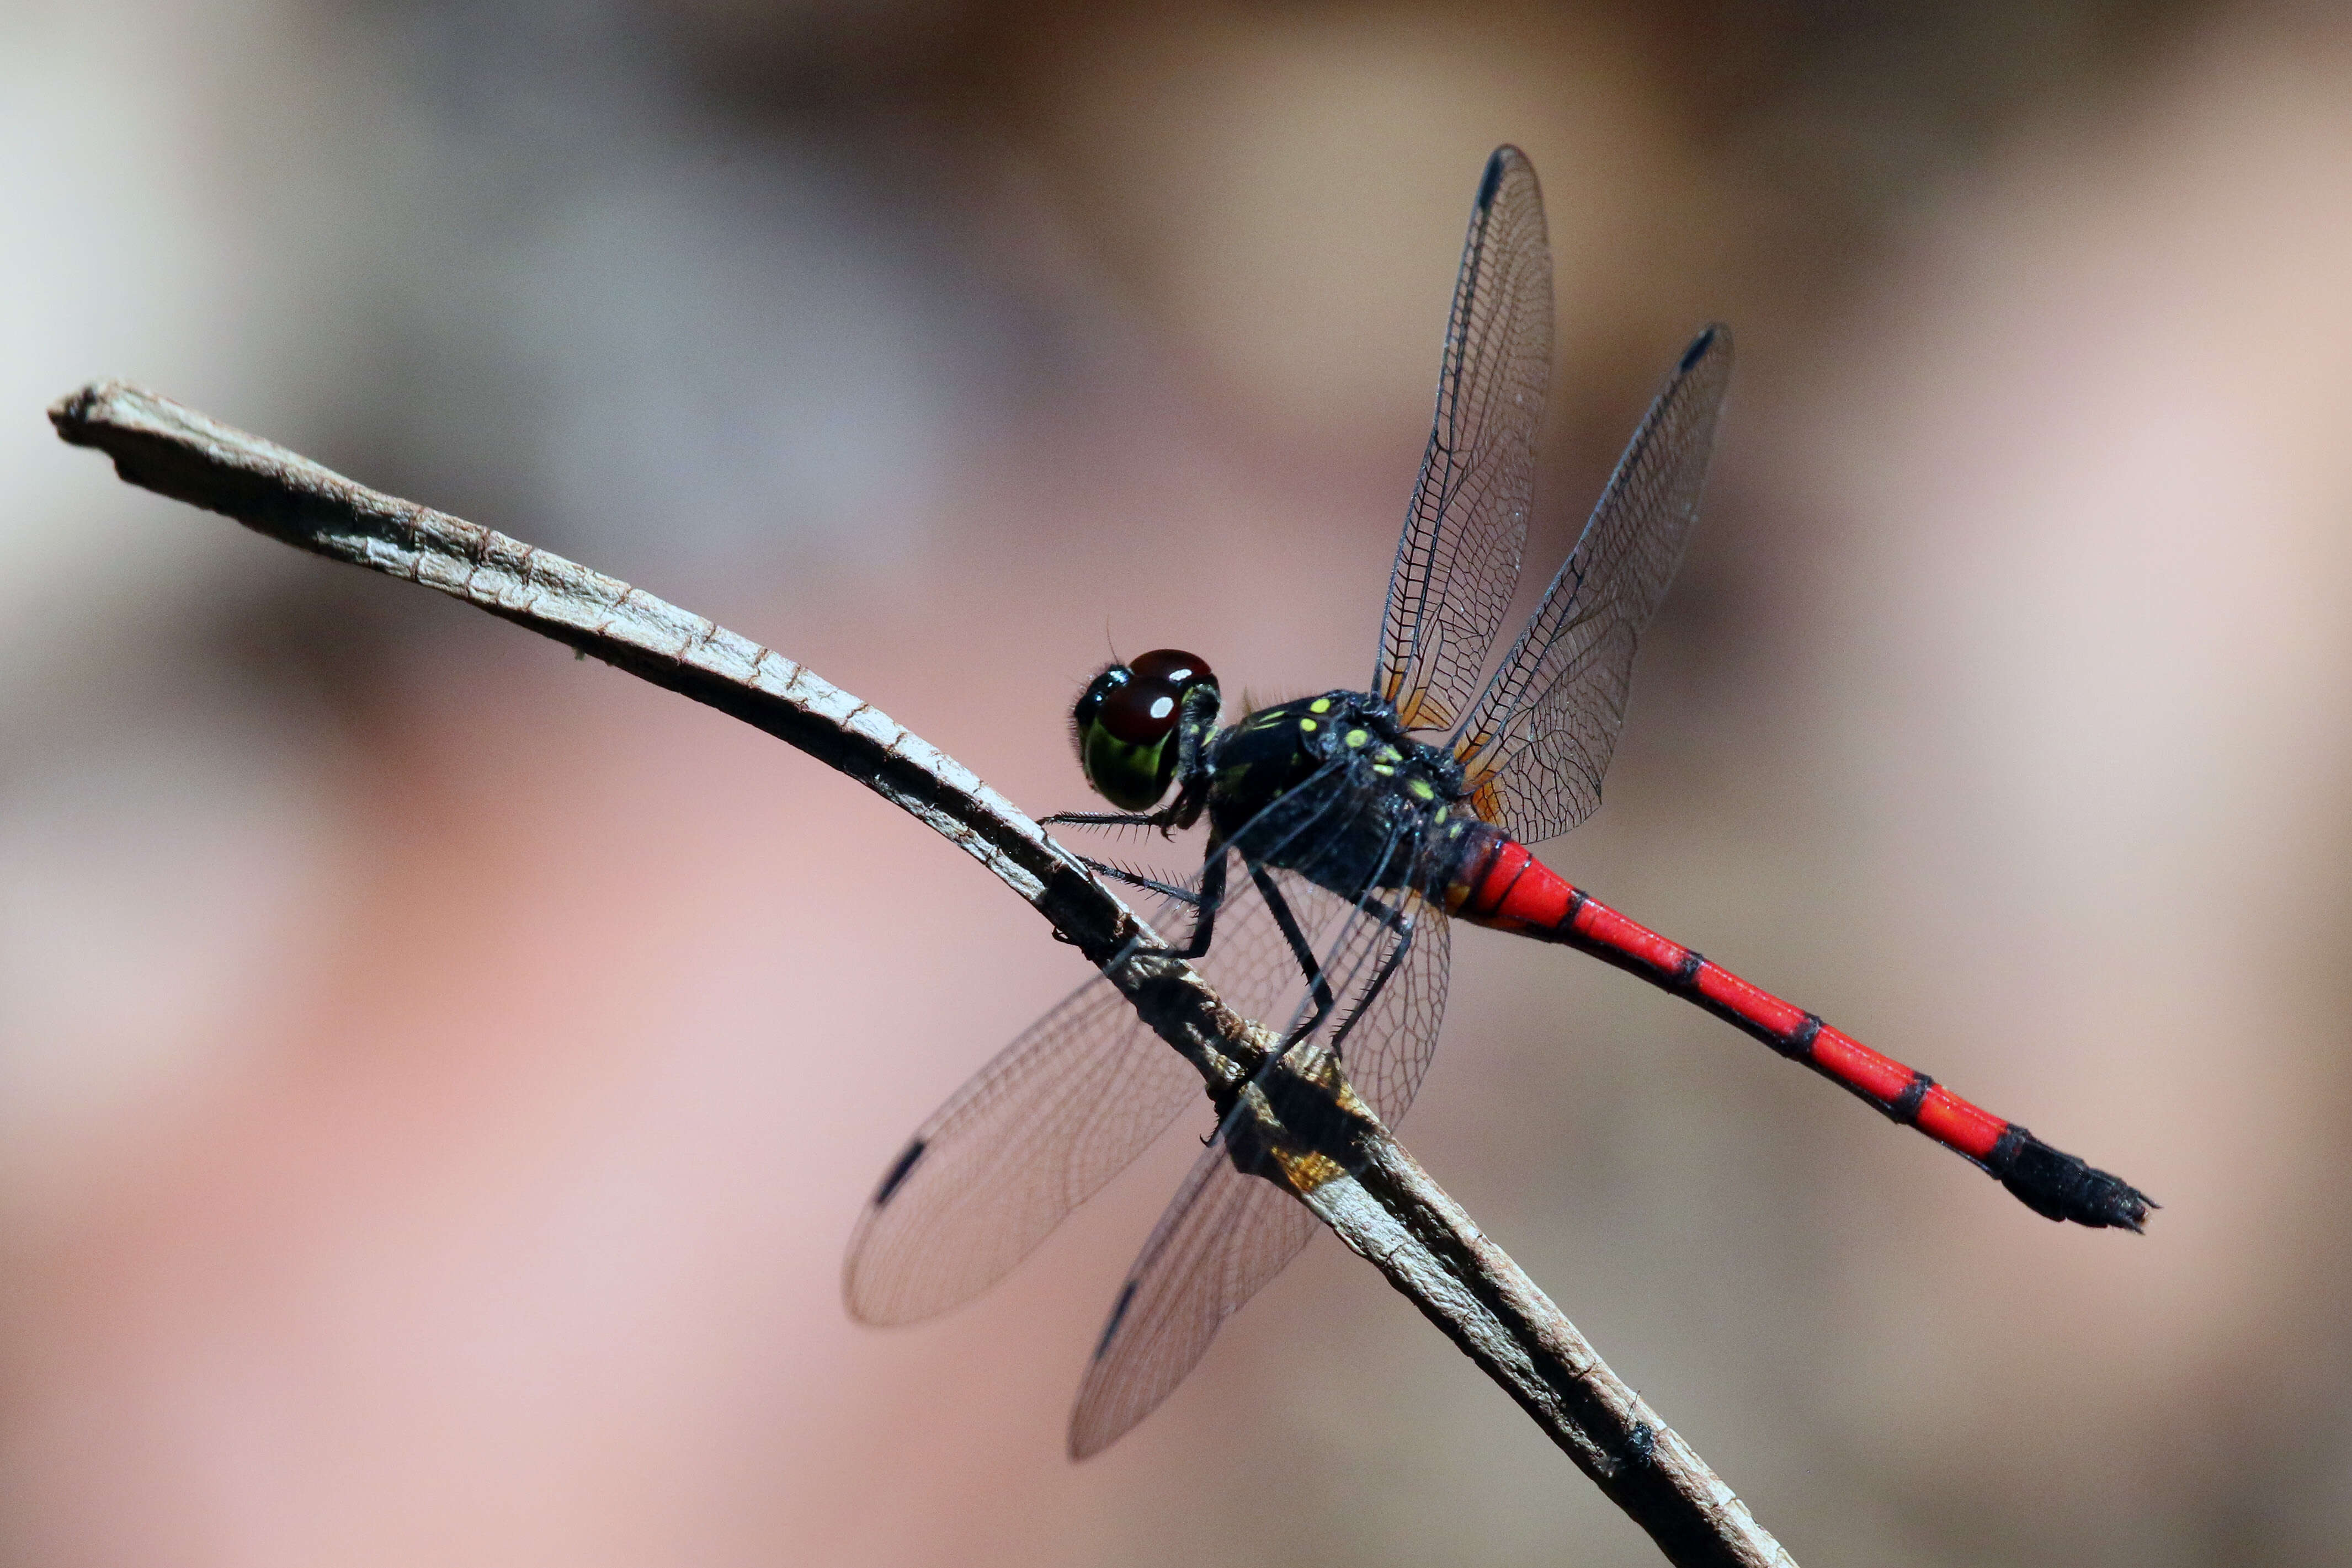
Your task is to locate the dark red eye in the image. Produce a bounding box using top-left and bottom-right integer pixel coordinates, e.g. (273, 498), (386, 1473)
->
(1099, 682), (1180, 743)
(1129, 648), (1207, 688)
(1097, 648), (1215, 743)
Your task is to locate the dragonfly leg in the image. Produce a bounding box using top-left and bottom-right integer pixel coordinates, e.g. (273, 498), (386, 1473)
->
(1246, 863), (1338, 1048)
(1089, 853), (1229, 978)
(1074, 856), (1204, 908)
(1210, 870), (1414, 1178)
(1043, 808), (1174, 831)
(1328, 898), (1414, 1059)
(1165, 851), (1227, 959)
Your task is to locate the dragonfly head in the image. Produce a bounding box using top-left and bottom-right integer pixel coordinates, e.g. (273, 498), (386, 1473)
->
(1071, 648), (1218, 811)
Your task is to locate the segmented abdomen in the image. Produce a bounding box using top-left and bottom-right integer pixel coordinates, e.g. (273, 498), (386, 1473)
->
(1446, 831), (2151, 1230)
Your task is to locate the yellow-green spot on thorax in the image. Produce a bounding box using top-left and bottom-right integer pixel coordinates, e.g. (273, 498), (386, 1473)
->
(1344, 728), (1369, 748)
(1407, 778), (1436, 801)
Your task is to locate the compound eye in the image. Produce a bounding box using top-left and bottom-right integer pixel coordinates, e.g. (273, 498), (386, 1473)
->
(1071, 649), (1217, 812)
(1096, 649), (1215, 743)
(1072, 665), (1130, 733)
(1128, 648), (1211, 689)
(1098, 679), (1182, 744)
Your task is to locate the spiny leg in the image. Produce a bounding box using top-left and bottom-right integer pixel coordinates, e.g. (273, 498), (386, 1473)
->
(1243, 865), (1415, 1059)
(1170, 850), (1227, 960)
(1076, 857), (1204, 909)
(1312, 819), (1426, 1062)
(1061, 839), (1228, 963)
(1244, 813), (1420, 1062)
(1247, 863), (1335, 1049)
(1328, 895), (1415, 1059)
(1221, 871), (1416, 1171)
(1043, 808), (1174, 831)
(1050, 759), (1351, 962)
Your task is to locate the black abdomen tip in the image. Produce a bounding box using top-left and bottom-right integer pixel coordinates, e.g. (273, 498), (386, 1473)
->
(1993, 1129), (2155, 1231)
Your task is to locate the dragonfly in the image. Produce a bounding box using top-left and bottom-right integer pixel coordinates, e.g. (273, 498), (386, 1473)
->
(844, 145), (2153, 1459)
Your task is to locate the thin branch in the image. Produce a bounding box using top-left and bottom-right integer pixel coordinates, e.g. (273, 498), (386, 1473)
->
(50, 381), (1797, 1568)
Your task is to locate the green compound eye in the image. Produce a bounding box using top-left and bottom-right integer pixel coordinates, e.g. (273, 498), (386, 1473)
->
(1071, 649), (1218, 810)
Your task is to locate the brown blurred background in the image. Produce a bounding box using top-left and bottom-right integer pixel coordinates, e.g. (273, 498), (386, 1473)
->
(7, 1), (2352, 1563)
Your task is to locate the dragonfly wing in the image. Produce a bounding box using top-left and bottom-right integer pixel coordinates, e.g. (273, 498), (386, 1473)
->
(1215, 792), (1455, 1127)
(1212, 780), (1458, 1128)
(844, 833), (1425, 1327)
(1450, 325), (1733, 845)
(853, 778), (1461, 1436)
(1329, 888), (1451, 1130)
(1061, 833), (1457, 1454)
(1374, 145), (1555, 734)
(843, 963), (1208, 1325)
(1068, 1138), (1319, 1459)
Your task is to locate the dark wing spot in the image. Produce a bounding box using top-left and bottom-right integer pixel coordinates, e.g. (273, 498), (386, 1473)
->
(1094, 1280), (1140, 1361)
(1477, 146), (1508, 209)
(1680, 324), (1720, 372)
(872, 1138), (927, 1206)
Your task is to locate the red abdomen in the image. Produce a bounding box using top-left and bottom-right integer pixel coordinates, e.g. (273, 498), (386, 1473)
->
(1445, 831), (2149, 1230)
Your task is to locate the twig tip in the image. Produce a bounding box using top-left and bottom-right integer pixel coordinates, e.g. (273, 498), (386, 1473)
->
(48, 380), (161, 449)
(48, 381), (104, 441)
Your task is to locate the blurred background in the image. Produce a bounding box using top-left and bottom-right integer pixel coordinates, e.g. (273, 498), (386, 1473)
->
(6, 1), (2351, 1563)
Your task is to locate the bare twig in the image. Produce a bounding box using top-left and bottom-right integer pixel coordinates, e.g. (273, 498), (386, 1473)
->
(50, 381), (1796, 1568)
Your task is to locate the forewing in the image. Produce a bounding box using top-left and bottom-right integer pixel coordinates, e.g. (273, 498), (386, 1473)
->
(1451, 325), (1733, 844)
(1065, 818), (1458, 1454)
(843, 966), (1205, 1326)
(1374, 145), (1555, 734)
(1216, 782), (1457, 1130)
(1331, 890), (1450, 1129)
(843, 830), (1427, 1327)
(1068, 1139), (1319, 1458)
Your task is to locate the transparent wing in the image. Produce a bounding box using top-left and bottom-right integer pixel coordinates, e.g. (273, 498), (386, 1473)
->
(842, 952), (1206, 1326)
(1065, 816), (1457, 1455)
(1333, 889), (1450, 1129)
(1374, 145), (1555, 734)
(843, 821), (1445, 1327)
(1068, 1140), (1318, 1458)
(1451, 325), (1733, 845)
(1211, 780), (1455, 1132)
